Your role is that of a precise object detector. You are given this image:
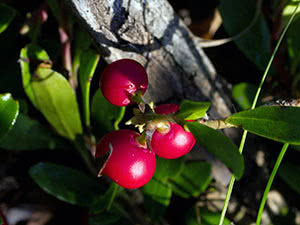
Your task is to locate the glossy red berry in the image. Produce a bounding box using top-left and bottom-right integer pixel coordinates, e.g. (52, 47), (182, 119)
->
(154, 103), (179, 115)
(151, 122), (196, 159)
(99, 59), (148, 106)
(96, 129), (156, 189)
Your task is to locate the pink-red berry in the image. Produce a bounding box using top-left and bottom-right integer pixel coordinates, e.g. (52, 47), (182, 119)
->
(96, 129), (156, 189)
(99, 59), (148, 107)
(152, 103), (196, 159)
(154, 103), (179, 115)
(151, 122), (195, 159)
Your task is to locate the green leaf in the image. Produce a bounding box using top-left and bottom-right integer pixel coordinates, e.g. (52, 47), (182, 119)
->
(0, 113), (68, 150)
(187, 122), (244, 179)
(142, 158), (184, 220)
(31, 67), (82, 140)
(0, 4), (16, 34)
(286, 17), (300, 73)
(169, 162), (211, 198)
(72, 28), (92, 75)
(79, 49), (100, 127)
(91, 90), (125, 138)
(278, 162), (300, 195)
(176, 100), (210, 120)
(89, 209), (131, 225)
(232, 82), (258, 110)
(226, 106), (300, 145)
(29, 162), (105, 208)
(0, 93), (19, 140)
(143, 178), (172, 220)
(154, 157), (185, 181)
(186, 207), (231, 225)
(282, 0), (300, 26)
(19, 44), (50, 107)
(219, 0), (271, 70)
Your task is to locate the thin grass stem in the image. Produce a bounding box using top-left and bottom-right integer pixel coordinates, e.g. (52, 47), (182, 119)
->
(256, 143), (289, 225)
(218, 2), (300, 224)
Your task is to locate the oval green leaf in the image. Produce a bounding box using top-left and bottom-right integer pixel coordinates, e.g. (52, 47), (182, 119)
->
(79, 49), (100, 127)
(187, 122), (244, 179)
(232, 82), (258, 110)
(31, 67), (82, 140)
(29, 162), (105, 208)
(282, 0), (300, 26)
(0, 113), (68, 150)
(226, 106), (300, 145)
(0, 4), (16, 34)
(177, 100), (210, 120)
(91, 90), (125, 138)
(143, 178), (172, 220)
(286, 17), (300, 72)
(19, 44), (50, 107)
(0, 93), (19, 140)
(278, 162), (300, 196)
(169, 162), (211, 198)
(219, 0), (271, 70)
(154, 157), (185, 181)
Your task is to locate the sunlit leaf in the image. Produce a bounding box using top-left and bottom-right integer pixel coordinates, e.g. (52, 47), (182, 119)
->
(31, 67), (82, 140)
(0, 4), (16, 34)
(0, 93), (19, 140)
(226, 106), (300, 145)
(282, 0), (300, 26)
(79, 49), (100, 127)
(177, 100), (210, 120)
(19, 44), (50, 107)
(187, 122), (244, 179)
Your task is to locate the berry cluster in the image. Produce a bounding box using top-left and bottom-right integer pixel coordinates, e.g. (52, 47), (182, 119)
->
(96, 59), (196, 189)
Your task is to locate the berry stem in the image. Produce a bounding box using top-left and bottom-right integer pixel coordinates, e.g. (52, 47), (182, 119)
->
(107, 183), (119, 211)
(197, 119), (237, 129)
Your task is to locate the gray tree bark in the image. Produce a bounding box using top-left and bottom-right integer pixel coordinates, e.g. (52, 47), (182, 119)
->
(65, 0), (234, 120)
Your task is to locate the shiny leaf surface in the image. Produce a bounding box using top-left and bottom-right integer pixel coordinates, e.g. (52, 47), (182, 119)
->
(0, 93), (19, 140)
(187, 122), (244, 179)
(226, 106), (300, 145)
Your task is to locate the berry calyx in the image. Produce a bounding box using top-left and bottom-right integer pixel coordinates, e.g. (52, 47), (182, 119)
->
(96, 129), (156, 189)
(99, 59), (148, 107)
(151, 122), (196, 159)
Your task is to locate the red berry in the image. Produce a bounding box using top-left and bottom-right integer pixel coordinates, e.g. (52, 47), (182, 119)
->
(154, 103), (179, 115)
(151, 122), (196, 159)
(99, 59), (148, 106)
(155, 103), (195, 122)
(96, 129), (156, 189)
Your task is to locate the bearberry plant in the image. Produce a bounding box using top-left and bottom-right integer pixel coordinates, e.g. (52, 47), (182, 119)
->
(1, 1), (300, 225)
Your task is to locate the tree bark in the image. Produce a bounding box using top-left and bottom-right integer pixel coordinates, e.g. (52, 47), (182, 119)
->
(65, 0), (234, 120)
